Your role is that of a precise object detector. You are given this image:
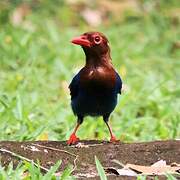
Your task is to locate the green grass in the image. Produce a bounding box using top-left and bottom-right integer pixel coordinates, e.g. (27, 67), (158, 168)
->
(95, 156), (107, 180)
(0, 160), (75, 179)
(0, 0), (179, 143)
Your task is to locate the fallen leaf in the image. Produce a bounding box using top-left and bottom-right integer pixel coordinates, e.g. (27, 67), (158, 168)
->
(105, 167), (137, 176)
(126, 160), (180, 175)
(151, 160), (166, 167)
(117, 168), (138, 176)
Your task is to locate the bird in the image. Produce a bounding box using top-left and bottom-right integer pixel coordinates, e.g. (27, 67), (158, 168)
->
(67, 32), (122, 145)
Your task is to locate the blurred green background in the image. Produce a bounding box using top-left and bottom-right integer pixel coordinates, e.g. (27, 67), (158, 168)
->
(0, 0), (179, 142)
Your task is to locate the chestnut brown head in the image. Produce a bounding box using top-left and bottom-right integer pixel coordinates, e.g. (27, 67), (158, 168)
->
(71, 32), (110, 57)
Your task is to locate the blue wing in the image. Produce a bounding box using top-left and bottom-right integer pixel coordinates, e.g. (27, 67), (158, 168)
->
(69, 71), (122, 99)
(69, 72), (80, 100)
(115, 71), (122, 94)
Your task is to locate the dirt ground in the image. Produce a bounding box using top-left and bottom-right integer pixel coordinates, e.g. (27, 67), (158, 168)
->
(0, 140), (179, 179)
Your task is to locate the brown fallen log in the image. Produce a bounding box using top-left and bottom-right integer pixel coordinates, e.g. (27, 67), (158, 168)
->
(0, 140), (179, 179)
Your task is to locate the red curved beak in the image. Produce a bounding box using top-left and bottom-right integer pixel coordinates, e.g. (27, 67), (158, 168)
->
(71, 35), (91, 47)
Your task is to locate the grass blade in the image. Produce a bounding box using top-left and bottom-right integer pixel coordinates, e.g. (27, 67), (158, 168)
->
(95, 156), (107, 180)
(42, 160), (61, 180)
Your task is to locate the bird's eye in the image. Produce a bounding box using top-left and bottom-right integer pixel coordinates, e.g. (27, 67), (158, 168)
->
(94, 36), (101, 44)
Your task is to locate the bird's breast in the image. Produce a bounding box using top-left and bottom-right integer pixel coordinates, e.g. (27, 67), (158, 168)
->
(80, 66), (116, 91)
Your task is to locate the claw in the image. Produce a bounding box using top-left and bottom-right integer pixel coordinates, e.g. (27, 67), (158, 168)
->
(67, 134), (80, 145)
(110, 135), (118, 143)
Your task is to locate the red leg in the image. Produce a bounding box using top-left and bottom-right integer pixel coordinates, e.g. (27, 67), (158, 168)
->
(105, 122), (118, 142)
(67, 123), (80, 145)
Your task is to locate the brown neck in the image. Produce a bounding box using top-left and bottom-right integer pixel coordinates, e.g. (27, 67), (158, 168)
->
(83, 48), (112, 68)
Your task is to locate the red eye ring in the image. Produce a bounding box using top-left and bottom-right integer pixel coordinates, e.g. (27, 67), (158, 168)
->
(94, 36), (101, 44)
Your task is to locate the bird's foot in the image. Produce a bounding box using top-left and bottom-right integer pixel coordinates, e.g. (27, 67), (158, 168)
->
(67, 134), (80, 145)
(110, 135), (119, 143)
